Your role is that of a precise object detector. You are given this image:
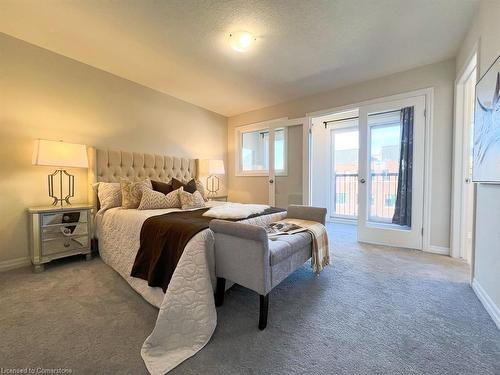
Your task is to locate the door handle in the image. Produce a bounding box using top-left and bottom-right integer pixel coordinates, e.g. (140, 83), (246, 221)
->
(269, 179), (274, 184)
(359, 178), (366, 184)
(465, 178), (471, 184)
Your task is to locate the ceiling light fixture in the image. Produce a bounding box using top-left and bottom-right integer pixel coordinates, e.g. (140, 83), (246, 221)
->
(229, 31), (256, 52)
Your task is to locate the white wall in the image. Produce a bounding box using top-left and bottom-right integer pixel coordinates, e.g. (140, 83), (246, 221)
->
(0, 33), (227, 266)
(456, 0), (500, 327)
(228, 59), (456, 250)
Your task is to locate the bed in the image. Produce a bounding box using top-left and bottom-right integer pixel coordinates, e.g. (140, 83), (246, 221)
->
(88, 148), (286, 374)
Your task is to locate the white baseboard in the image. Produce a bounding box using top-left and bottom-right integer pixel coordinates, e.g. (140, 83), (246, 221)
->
(472, 278), (500, 330)
(425, 245), (450, 255)
(0, 257), (31, 272)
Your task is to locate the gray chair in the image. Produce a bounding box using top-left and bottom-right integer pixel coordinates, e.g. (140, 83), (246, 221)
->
(209, 205), (327, 330)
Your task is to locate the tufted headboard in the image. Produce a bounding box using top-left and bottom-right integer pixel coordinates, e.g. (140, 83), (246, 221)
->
(87, 147), (198, 211)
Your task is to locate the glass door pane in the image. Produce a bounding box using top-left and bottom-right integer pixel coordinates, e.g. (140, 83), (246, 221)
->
(241, 129), (269, 172)
(368, 112), (403, 225)
(275, 125), (303, 208)
(331, 128), (359, 218)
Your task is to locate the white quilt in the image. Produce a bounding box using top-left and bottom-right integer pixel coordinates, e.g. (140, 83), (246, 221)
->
(98, 203), (286, 374)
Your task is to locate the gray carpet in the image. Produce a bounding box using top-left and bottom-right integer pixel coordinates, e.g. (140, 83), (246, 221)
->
(1, 224), (499, 375)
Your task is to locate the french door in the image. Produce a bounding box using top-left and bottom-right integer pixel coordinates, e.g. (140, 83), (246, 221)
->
(357, 96), (426, 249)
(268, 118), (309, 207)
(237, 117), (309, 207)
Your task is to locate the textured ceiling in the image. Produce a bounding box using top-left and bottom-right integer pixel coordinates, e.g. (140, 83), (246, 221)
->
(0, 0), (478, 116)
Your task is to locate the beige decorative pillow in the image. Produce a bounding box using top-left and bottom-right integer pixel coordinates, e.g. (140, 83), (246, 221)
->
(120, 179), (152, 209)
(195, 179), (208, 201)
(138, 187), (181, 210)
(93, 182), (121, 214)
(179, 187), (206, 210)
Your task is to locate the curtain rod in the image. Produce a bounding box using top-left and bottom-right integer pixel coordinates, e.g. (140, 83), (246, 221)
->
(322, 108), (402, 128)
(323, 115), (358, 126)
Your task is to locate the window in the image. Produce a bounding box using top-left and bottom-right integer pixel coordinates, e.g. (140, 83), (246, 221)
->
(238, 127), (287, 175)
(241, 130), (269, 172)
(331, 127), (359, 218)
(274, 129), (285, 171)
(336, 192), (346, 204)
(368, 115), (401, 222)
(384, 194), (396, 207)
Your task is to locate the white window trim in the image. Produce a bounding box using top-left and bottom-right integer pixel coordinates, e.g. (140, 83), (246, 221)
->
(235, 120), (289, 177)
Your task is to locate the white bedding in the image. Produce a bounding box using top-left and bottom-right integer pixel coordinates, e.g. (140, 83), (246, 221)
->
(97, 203), (286, 374)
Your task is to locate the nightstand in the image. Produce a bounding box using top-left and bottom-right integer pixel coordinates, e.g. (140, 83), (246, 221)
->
(208, 195), (228, 202)
(28, 204), (93, 272)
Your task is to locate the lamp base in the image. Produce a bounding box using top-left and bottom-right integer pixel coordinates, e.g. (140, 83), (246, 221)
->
(51, 197), (73, 207)
(48, 169), (75, 207)
(206, 175), (220, 198)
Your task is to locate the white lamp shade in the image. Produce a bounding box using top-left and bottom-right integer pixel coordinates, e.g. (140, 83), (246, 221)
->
(32, 139), (88, 168)
(208, 159), (225, 175)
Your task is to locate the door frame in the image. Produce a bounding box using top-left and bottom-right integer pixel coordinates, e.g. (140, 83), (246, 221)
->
(451, 48), (478, 264)
(308, 87), (435, 253)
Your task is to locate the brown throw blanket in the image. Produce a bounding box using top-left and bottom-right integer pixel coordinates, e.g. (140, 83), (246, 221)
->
(131, 207), (285, 292)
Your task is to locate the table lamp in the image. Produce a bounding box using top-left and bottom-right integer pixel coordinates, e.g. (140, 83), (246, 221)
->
(206, 159), (225, 197)
(32, 139), (88, 206)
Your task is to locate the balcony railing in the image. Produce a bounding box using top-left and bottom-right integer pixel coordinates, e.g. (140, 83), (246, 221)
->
(333, 172), (399, 221)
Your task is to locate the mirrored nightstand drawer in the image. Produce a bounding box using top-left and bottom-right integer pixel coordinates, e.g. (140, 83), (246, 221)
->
(41, 223), (89, 240)
(42, 210), (88, 226)
(42, 236), (89, 256)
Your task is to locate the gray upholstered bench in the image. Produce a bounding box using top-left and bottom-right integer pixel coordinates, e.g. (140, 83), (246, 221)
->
(209, 205), (327, 330)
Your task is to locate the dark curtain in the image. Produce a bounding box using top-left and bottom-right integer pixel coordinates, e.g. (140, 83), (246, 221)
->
(392, 106), (414, 226)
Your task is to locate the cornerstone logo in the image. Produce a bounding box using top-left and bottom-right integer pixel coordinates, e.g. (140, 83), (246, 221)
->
(1, 369), (72, 374)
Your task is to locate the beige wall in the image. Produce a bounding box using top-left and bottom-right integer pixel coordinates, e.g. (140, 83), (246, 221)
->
(0, 33), (227, 264)
(228, 59), (456, 249)
(457, 0), (500, 320)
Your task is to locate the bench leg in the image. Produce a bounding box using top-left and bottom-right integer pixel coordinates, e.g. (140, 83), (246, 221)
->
(259, 294), (269, 330)
(215, 277), (226, 307)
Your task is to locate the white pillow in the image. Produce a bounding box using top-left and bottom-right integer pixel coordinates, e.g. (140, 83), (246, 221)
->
(179, 187), (206, 210)
(93, 182), (121, 214)
(138, 187), (181, 210)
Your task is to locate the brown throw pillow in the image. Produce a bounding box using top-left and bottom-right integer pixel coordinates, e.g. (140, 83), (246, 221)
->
(171, 178), (197, 194)
(151, 180), (173, 195)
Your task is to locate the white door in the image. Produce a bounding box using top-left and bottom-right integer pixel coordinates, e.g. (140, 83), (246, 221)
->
(358, 96), (426, 249)
(268, 118), (309, 207)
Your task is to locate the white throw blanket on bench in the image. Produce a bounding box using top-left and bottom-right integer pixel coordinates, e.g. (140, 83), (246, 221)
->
(202, 203), (270, 220)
